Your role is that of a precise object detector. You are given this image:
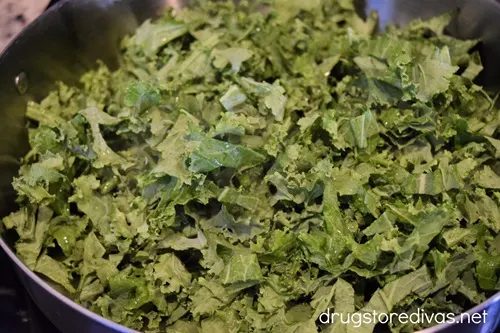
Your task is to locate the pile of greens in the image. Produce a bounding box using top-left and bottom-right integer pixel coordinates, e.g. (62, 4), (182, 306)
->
(3, 0), (500, 332)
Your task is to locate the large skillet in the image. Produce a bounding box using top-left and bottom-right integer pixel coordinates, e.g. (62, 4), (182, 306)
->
(1, 0), (500, 332)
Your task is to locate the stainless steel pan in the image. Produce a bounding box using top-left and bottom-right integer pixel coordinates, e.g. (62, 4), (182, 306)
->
(1, 0), (500, 332)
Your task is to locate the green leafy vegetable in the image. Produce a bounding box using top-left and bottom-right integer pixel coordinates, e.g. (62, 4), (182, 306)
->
(2, 1), (499, 332)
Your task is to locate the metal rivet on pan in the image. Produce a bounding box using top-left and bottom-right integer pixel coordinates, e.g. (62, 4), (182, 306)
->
(14, 72), (28, 95)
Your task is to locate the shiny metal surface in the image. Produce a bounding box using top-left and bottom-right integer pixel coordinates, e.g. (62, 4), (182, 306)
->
(1, 0), (500, 332)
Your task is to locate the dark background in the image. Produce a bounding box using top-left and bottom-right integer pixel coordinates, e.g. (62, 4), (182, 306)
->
(0, 250), (58, 333)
